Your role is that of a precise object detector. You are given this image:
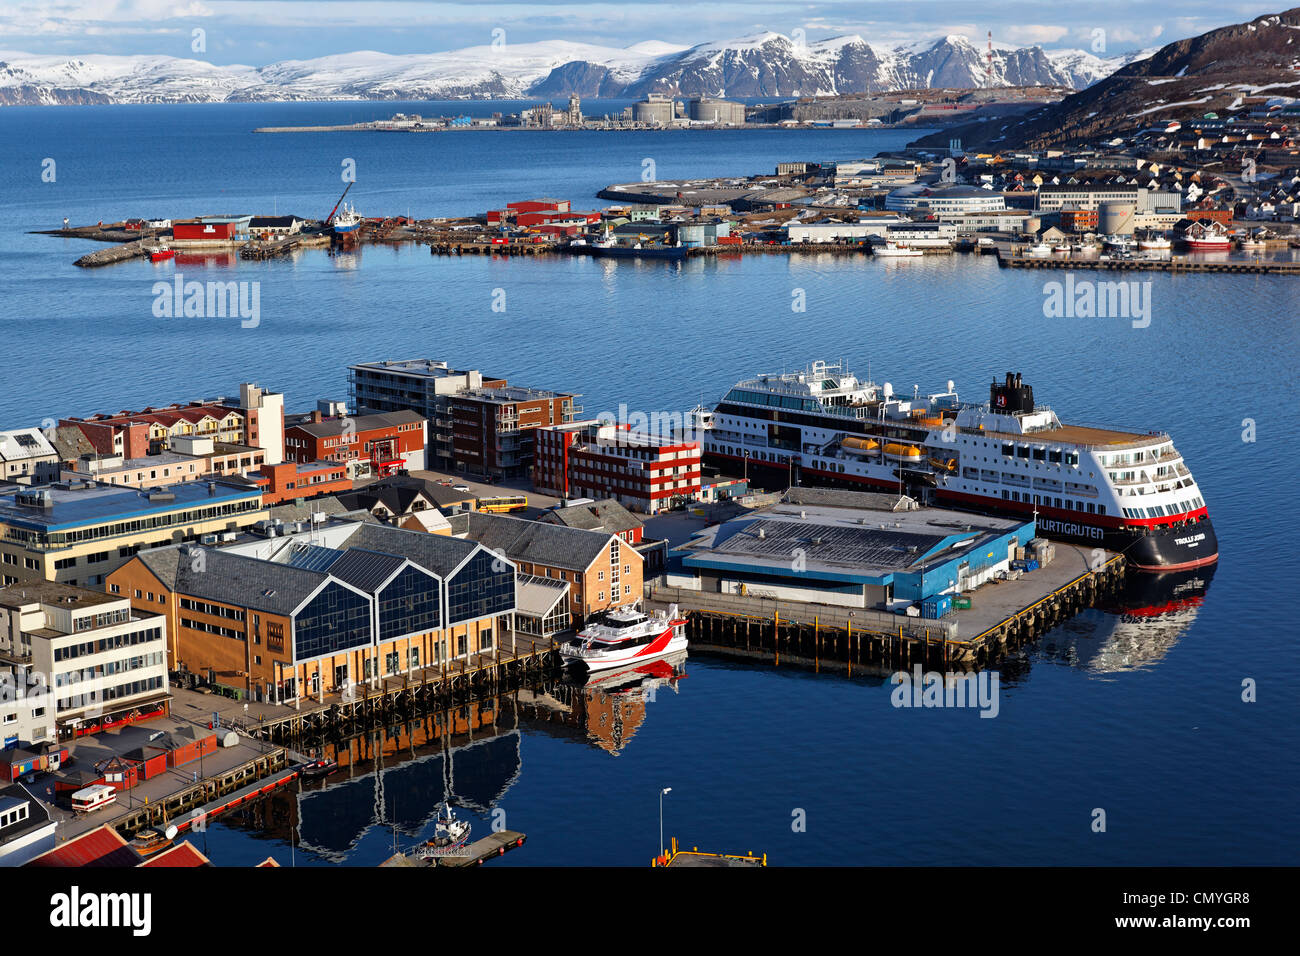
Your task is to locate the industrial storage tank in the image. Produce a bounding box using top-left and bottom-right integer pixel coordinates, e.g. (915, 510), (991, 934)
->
(633, 94), (675, 125)
(689, 97), (746, 124)
(1099, 202), (1137, 235)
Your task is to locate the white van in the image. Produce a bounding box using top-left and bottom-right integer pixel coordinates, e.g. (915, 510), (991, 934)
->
(71, 784), (117, 814)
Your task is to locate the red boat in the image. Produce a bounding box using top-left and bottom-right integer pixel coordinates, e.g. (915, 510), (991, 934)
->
(149, 248), (176, 262)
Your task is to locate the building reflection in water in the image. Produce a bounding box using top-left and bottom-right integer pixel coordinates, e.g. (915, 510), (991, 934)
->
(218, 654), (690, 860)
(1036, 566), (1217, 673)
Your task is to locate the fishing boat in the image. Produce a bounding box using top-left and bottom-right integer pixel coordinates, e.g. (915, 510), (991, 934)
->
(149, 247), (175, 262)
(427, 804), (471, 850)
(562, 604), (688, 672)
(587, 242), (688, 261)
(1137, 234), (1171, 251)
(332, 204), (362, 240)
(1025, 242), (1053, 257)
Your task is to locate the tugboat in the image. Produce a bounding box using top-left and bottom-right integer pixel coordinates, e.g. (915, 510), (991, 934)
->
(562, 604), (689, 672)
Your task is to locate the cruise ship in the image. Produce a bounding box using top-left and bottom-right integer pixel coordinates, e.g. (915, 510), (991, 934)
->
(695, 362), (1217, 571)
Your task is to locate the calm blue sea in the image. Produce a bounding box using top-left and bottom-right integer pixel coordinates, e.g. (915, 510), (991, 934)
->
(1, 101), (1296, 865)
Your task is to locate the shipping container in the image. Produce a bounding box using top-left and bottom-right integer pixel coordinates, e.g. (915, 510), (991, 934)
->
(921, 594), (952, 619)
(953, 596), (973, 610)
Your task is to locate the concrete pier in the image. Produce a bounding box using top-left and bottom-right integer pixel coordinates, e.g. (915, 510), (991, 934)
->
(648, 545), (1127, 670)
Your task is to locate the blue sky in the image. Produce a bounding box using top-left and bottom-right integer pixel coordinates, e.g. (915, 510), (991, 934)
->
(0, 0), (1286, 61)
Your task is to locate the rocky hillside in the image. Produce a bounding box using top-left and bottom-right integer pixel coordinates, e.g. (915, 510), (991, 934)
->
(913, 8), (1300, 150)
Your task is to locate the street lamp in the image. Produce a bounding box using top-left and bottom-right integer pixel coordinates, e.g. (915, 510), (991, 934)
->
(659, 787), (672, 859)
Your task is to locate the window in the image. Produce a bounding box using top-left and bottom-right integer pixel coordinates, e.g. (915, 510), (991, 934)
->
(480, 629), (492, 651)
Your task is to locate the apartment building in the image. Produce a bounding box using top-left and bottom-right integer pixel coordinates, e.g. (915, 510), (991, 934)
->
(0, 429), (59, 486)
(59, 382), (285, 466)
(60, 437), (267, 488)
(347, 359), (579, 478)
(533, 422), (701, 514)
(0, 581), (169, 741)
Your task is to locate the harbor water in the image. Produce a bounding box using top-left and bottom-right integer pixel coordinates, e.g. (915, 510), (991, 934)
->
(1, 102), (1296, 865)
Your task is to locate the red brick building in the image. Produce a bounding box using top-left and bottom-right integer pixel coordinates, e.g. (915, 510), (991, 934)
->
(253, 460), (352, 505)
(283, 409), (426, 478)
(533, 422), (702, 514)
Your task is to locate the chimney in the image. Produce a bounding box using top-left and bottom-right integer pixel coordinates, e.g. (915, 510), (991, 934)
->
(310, 410), (323, 424)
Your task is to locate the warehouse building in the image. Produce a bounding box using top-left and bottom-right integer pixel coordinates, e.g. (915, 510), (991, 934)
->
(106, 521), (515, 704)
(668, 488), (1034, 611)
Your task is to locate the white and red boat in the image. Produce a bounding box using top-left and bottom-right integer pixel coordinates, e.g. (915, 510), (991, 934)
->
(562, 605), (688, 671)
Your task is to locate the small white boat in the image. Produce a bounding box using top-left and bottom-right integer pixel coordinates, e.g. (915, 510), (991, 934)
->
(874, 240), (922, 257)
(1025, 242), (1053, 257)
(1137, 235), (1171, 250)
(1052, 243), (1071, 253)
(562, 604), (688, 672)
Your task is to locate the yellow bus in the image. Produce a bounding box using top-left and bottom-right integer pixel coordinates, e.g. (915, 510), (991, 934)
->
(478, 495), (528, 513)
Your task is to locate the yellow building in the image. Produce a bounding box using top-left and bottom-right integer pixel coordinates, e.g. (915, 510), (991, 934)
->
(0, 479), (266, 588)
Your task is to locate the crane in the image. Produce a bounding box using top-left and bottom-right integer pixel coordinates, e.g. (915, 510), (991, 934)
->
(325, 181), (353, 225)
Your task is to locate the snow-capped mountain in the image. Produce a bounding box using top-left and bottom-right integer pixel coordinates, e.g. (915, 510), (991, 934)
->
(0, 34), (1143, 106)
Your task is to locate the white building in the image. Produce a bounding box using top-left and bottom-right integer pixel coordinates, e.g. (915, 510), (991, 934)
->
(0, 582), (169, 741)
(785, 216), (907, 243)
(0, 429), (59, 485)
(0, 784), (56, 867)
(885, 184), (1007, 215)
(1035, 185), (1181, 214)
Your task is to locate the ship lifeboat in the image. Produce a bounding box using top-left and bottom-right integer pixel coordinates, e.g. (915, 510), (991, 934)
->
(882, 442), (923, 462)
(914, 414), (946, 428)
(841, 436), (880, 456)
(928, 456), (957, 472)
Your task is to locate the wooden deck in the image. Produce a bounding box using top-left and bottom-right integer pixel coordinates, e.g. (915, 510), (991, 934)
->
(380, 830), (527, 867)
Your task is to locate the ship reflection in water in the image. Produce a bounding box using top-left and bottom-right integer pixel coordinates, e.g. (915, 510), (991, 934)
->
(1036, 566), (1217, 673)
(215, 655), (690, 863)
(520, 651), (689, 756)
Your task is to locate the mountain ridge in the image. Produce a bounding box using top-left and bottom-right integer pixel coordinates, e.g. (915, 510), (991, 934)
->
(0, 33), (1142, 106)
